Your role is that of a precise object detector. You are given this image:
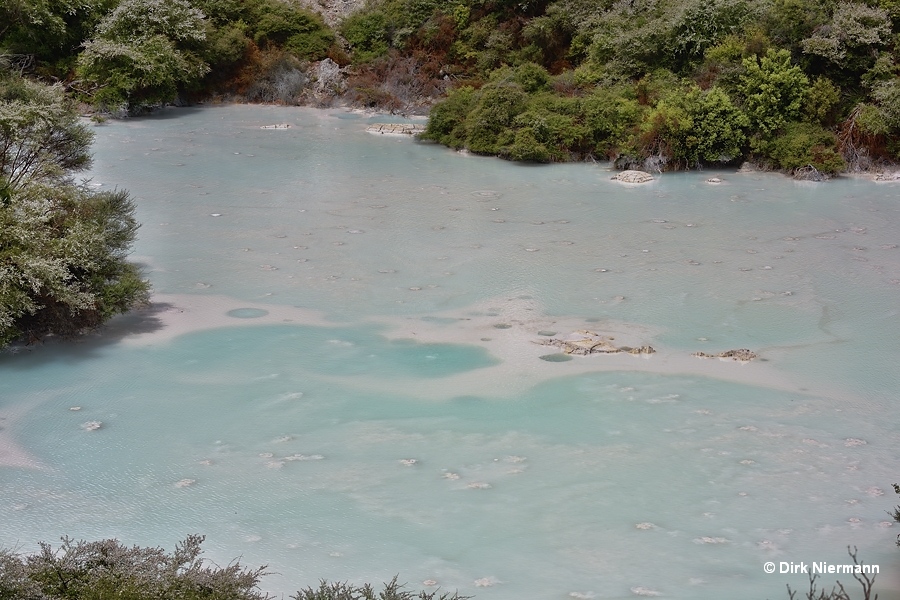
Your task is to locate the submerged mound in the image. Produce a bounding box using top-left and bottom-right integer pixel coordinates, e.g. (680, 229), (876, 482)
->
(613, 170), (654, 184)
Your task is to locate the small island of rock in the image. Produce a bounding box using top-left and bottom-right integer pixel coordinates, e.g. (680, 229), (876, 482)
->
(536, 330), (655, 355)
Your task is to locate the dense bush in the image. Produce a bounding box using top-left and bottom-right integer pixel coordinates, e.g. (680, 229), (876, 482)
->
(77, 0), (210, 111)
(0, 536), (469, 600)
(738, 48), (809, 138)
(0, 71), (149, 347)
(0, 535), (271, 599)
(249, 0), (334, 60)
(0, 0), (117, 75)
(761, 121), (846, 173)
(6, 0), (900, 173)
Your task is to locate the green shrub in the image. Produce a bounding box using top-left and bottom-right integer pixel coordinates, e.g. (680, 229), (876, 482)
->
(802, 76), (840, 125)
(669, 0), (760, 67)
(739, 48), (809, 137)
(763, 121), (845, 173)
(77, 0), (210, 110)
(340, 11), (391, 62)
(512, 107), (585, 159)
(464, 84), (528, 154)
(422, 85), (476, 148)
(512, 62), (550, 92)
(630, 84), (748, 167)
(502, 129), (552, 162)
(581, 86), (643, 157)
(250, 0), (334, 60)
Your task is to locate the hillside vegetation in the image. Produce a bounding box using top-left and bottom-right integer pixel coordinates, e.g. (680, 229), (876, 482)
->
(3, 0), (900, 172)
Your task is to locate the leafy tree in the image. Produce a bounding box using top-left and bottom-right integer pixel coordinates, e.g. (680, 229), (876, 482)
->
(0, 71), (149, 347)
(631, 84), (748, 168)
(668, 0), (759, 68)
(511, 62), (551, 93)
(802, 76), (841, 126)
(763, 0), (832, 51)
(0, 0), (116, 73)
(77, 0), (210, 111)
(581, 85), (642, 158)
(738, 48), (809, 137)
(0, 75), (92, 190)
(801, 2), (891, 77)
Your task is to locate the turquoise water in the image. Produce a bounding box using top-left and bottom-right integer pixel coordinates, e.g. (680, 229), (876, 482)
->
(2, 105), (899, 599)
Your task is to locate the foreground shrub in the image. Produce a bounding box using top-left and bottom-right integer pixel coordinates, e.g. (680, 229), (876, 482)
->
(0, 536), (469, 600)
(293, 576), (470, 600)
(0, 535), (270, 599)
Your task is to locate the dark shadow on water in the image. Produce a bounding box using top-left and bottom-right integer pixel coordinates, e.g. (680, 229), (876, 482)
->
(0, 303), (173, 368)
(102, 105), (206, 123)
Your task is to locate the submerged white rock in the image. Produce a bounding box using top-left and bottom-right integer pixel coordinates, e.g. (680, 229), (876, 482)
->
(613, 170), (654, 183)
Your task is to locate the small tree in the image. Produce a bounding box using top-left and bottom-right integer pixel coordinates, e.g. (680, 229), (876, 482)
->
(77, 0), (210, 111)
(0, 70), (149, 347)
(739, 48), (809, 138)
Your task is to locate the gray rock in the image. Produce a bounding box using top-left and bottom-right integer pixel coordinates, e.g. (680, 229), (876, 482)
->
(536, 330), (655, 356)
(365, 123), (426, 135)
(692, 348), (758, 362)
(613, 170), (654, 184)
(315, 58), (346, 97)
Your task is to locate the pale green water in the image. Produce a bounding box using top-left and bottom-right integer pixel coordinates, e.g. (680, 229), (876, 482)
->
(2, 105), (899, 599)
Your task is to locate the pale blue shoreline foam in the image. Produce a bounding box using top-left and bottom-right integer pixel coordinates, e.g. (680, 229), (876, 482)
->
(2, 105), (900, 599)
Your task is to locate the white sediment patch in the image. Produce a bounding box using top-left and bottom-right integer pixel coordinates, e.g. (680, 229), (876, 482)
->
(631, 587), (662, 597)
(0, 404), (44, 469)
(109, 293), (854, 403)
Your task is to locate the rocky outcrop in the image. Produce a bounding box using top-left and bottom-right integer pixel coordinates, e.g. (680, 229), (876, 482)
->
(692, 349), (757, 362)
(313, 58), (347, 103)
(296, 0), (366, 27)
(536, 330), (656, 356)
(365, 123), (426, 135)
(612, 170), (654, 183)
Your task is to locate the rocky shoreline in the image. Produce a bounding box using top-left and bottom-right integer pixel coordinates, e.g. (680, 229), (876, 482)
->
(535, 330), (758, 363)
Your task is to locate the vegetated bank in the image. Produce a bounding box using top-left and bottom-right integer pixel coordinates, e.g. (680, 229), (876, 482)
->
(5, 0), (900, 177)
(0, 67), (150, 349)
